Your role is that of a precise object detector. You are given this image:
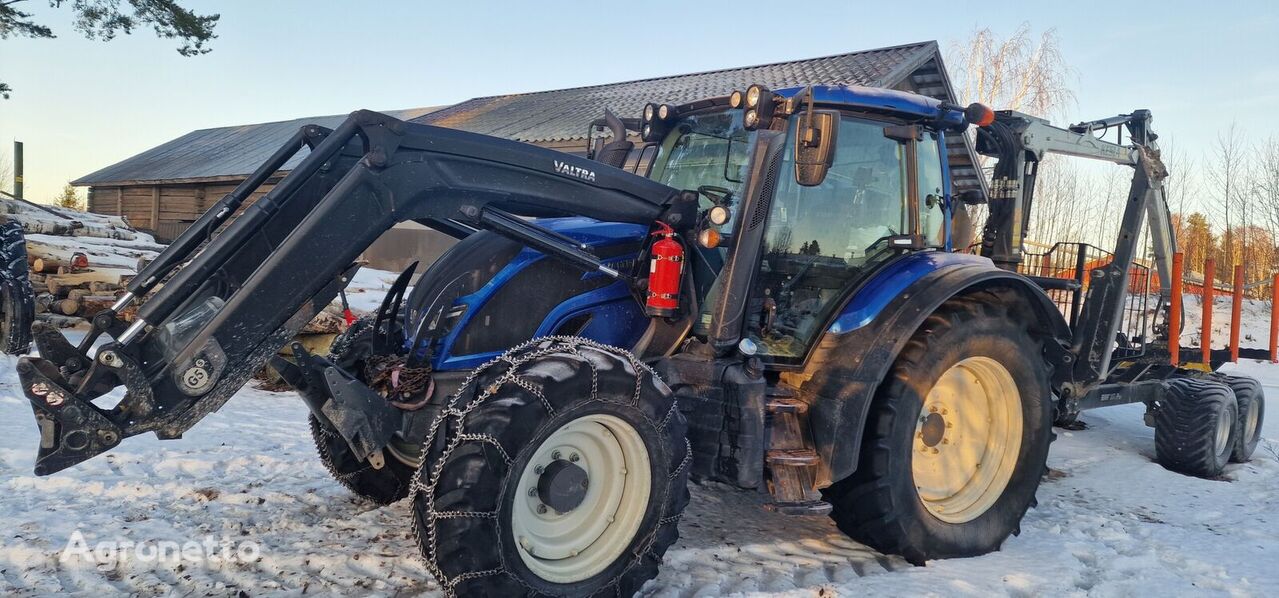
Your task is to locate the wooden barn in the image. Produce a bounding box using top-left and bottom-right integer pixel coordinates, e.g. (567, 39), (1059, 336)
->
(74, 41), (985, 269)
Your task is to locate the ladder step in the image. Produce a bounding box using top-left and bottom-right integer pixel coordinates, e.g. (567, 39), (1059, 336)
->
(766, 398), (807, 414)
(766, 448), (819, 466)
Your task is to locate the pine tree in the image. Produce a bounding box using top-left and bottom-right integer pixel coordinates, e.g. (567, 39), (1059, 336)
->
(55, 184), (83, 211)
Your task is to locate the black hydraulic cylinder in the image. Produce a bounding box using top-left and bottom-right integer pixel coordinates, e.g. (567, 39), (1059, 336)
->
(127, 118), (362, 339)
(123, 128), (314, 302)
(477, 208), (619, 278)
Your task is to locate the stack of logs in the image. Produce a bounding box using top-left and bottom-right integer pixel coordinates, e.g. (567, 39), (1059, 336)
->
(29, 250), (129, 325)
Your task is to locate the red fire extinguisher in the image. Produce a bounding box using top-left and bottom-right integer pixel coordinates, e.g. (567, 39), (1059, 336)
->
(646, 221), (684, 317)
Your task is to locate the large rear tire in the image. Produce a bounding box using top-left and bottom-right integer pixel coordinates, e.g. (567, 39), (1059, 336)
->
(824, 295), (1053, 564)
(308, 317), (416, 504)
(0, 220), (34, 355)
(411, 337), (689, 597)
(1155, 378), (1237, 477)
(1208, 373), (1265, 463)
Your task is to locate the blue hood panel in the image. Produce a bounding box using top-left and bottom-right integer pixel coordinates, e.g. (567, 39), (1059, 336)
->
(828, 252), (991, 334)
(432, 218), (650, 371)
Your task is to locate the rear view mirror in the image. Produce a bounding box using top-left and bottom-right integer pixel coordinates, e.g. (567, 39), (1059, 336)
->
(794, 110), (838, 186)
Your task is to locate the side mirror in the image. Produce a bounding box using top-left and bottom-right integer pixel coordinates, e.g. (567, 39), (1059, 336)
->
(794, 110), (838, 186)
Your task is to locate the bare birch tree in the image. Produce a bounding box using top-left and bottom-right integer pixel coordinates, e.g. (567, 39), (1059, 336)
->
(947, 24), (1076, 246)
(1206, 123), (1247, 279)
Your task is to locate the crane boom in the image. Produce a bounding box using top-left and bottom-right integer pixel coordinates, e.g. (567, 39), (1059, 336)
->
(976, 108), (1174, 386)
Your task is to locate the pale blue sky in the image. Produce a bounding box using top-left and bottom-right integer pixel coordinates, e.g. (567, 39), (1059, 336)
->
(1, 0), (1276, 204)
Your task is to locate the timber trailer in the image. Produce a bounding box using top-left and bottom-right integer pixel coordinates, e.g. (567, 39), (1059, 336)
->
(10, 83), (1265, 596)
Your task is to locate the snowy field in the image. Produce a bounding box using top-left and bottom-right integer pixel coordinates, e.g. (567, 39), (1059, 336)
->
(0, 343), (1276, 595)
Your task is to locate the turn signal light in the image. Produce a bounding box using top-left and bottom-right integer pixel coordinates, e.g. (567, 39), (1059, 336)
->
(697, 228), (721, 249)
(965, 102), (995, 127)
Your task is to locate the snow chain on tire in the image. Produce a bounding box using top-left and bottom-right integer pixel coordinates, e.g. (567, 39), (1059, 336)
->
(409, 335), (690, 597)
(0, 220), (34, 355)
(308, 316), (416, 504)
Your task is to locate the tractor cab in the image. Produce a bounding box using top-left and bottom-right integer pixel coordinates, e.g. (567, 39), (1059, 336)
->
(631, 85), (972, 364)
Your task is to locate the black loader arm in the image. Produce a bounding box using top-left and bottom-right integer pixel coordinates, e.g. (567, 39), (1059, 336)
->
(19, 110), (681, 475)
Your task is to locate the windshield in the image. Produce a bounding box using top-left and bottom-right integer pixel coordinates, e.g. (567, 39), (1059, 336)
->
(648, 110), (756, 227)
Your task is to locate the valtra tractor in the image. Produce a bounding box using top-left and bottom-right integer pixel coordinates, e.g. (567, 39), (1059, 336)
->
(10, 81), (1264, 596)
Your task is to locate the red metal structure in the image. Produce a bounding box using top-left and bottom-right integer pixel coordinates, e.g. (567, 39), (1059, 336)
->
(1202, 259), (1215, 364)
(1169, 252), (1183, 365)
(1230, 265), (1244, 363)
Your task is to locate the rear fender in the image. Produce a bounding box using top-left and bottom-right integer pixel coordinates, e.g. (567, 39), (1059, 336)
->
(796, 255), (1070, 486)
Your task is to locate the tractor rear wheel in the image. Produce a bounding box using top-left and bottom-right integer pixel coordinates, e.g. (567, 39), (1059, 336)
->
(411, 337), (689, 597)
(1155, 378), (1238, 477)
(1208, 373), (1265, 463)
(308, 317), (416, 504)
(824, 296), (1053, 565)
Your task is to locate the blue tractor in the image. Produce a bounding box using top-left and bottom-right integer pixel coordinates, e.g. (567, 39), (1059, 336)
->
(14, 83), (1264, 596)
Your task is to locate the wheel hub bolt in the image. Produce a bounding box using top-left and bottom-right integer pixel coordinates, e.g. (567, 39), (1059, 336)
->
(528, 487), (538, 497)
(536, 504), (548, 514)
(569, 453), (580, 463)
(551, 450), (562, 460)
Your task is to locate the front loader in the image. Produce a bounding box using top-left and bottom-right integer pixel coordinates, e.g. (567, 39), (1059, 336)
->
(11, 82), (1263, 596)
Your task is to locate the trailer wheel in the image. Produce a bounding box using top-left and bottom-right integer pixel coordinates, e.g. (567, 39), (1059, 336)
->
(1208, 373), (1265, 462)
(0, 220), (34, 355)
(824, 296), (1053, 564)
(1155, 378), (1238, 477)
(411, 337), (689, 597)
(309, 317), (416, 504)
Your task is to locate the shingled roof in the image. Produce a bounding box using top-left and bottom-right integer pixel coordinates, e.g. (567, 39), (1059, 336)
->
(413, 41), (940, 143)
(73, 107), (442, 186)
(76, 41), (983, 193)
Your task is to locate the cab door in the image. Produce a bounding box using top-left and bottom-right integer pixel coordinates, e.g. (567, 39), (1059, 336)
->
(745, 115), (947, 366)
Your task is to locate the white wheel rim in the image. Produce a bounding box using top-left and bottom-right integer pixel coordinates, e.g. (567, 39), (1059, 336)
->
(912, 356), (1023, 524)
(510, 413), (651, 583)
(1214, 405), (1233, 456)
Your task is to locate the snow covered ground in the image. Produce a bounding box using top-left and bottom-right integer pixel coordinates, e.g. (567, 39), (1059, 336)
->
(0, 345), (1276, 595)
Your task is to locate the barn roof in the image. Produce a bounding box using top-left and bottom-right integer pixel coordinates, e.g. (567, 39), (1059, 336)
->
(75, 41), (983, 193)
(72, 107), (442, 186)
(415, 41), (941, 143)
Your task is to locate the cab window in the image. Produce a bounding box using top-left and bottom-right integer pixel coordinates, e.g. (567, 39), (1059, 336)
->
(918, 131), (946, 247)
(748, 115), (909, 362)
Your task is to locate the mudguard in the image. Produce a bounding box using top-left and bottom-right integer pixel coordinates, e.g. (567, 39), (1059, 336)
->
(794, 253), (1071, 486)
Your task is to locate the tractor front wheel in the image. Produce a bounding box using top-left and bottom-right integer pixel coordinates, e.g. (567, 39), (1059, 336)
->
(825, 295), (1053, 564)
(411, 337), (689, 596)
(308, 317), (417, 504)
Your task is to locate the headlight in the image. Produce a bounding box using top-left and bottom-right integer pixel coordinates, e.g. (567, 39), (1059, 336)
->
(744, 110), (759, 129)
(729, 90), (744, 109)
(708, 205), (730, 226)
(746, 85), (762, 109)
(658, 104), (671, 120)
(643, 103), (655, 122)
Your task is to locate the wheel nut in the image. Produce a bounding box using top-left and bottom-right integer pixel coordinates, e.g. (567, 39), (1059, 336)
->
(551, 450), (562, 460)
(569, 453), (580, 463)
(534, 465), (544, 475)
(537, 504), (548, 514)
(528, 487), (537, 497)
